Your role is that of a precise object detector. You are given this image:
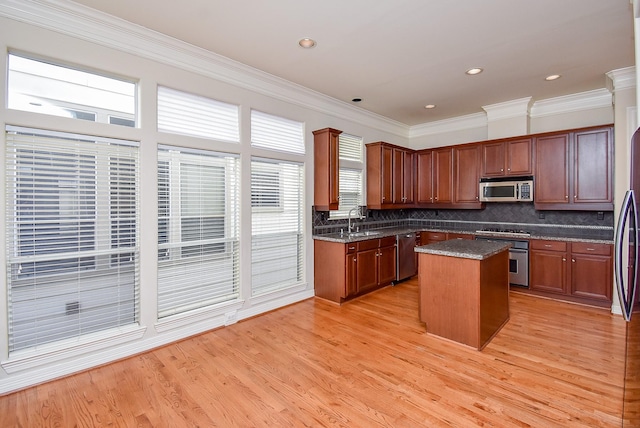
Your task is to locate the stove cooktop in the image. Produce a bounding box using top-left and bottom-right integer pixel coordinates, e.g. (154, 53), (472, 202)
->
(475, 228), (531, 237)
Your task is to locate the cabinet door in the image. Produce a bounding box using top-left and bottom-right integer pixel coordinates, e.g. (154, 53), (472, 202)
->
(381, 146), (393, 206)
(416, 150), (433, 204)
(455, 145), (480, 204)
(573, 128), (613, 205)
(506, 138), (532, 176)
(570, 254), (612, 302)
(345, 252), (358, 297)
(356, 248), (379, 292)
(403, 150), (415, 204)
(481, 142), (506, 177)
(378, 245), (397, 286)
(535, 133), (570, 204)
(530, 249), (567, 294)
(392, 148), (404, 204)
(433, 148), (453, 204)
(313, 128), (341, 211)
(570, 242), (612, 302)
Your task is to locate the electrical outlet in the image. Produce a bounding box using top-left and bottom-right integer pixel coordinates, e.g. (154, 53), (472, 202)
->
(224, 311), (237, 326)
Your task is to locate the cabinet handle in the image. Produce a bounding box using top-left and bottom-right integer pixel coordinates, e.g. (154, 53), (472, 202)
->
(572, 259), (576, 263)
(544, 244), (552, 248)
(353, 257), (356, 262)
(586, 248), (595, 251)
(501, 168), (504, 172)
(565, 195), (568, 199)
(348, 246), (355, 251)
(507, 168), (510, 172)
(562, 258), (566, 262)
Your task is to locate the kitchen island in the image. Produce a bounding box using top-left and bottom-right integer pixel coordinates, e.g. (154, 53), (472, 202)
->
(415, 239), (510, 350)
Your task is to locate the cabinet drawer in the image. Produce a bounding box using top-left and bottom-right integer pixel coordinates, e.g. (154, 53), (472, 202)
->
(422, 232), (447, 241)
(380, 236), (397, 248)
(531, 240), (567, 252)
(571, 242), (611, 256)
(357, 239), (379, 252)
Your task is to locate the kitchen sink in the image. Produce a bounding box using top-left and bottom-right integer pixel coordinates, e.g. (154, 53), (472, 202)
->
(347, 230), (382, 237)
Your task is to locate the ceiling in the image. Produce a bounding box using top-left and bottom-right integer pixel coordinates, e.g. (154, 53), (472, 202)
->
(72, 0), (635, 126)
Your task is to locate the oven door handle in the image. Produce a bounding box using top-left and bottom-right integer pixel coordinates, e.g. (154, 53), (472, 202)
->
(509, 248), (528, 254)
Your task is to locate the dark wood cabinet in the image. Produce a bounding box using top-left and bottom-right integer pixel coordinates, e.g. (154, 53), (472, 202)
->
(481, 137), (532, 178)
(529, 239), (612, 305)
(313, 128), (342, 211)
(534, 126), (613, 210)
(366, 142), (413, 209)
(454, 144), (482, 206)
(392, 147), (414, 204)
(314, 236), (396, 304)
(416, 148), (453, 207)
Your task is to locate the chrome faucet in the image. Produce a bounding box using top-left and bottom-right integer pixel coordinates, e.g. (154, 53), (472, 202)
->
(348, 206), (361, 233)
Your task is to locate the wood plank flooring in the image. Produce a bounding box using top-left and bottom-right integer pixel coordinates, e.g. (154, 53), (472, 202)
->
(0, 278), (627, 427)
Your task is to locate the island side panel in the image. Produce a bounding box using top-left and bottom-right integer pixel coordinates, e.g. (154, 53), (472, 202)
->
(479, 250), (510, 349)
(418, 253), (481, 348)
(314, 240), (346, 303)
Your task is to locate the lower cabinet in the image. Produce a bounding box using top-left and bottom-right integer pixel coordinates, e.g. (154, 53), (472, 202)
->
(529, 239), (612, 305)
(314, 236), (397, 304)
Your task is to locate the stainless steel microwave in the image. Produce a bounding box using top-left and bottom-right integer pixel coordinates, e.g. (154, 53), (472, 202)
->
(479, 177), (534, 202)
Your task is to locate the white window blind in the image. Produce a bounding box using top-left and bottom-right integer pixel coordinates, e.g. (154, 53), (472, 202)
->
(5, 126), (139, 353)
(157, 146), (240, 318)
(331, 133), (364, 218)
(251, 158), (304, 296)
(335, 168), (364, 218)
(250, 110), (305, 154)
(339, 133), (363, 162)
(8, 53), (136, 126)
(157, 86), (240, 143)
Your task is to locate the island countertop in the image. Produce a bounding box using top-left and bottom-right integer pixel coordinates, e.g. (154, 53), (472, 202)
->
(415, 239), (511, 260)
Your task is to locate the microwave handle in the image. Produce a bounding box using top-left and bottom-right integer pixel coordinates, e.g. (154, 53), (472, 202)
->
(516, 183), (519, 199)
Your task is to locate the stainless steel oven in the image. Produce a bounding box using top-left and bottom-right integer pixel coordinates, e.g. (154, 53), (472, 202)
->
(475, 232), (529, 288)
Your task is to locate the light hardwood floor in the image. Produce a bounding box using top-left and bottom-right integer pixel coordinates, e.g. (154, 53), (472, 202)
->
(0, 278), (627, 427)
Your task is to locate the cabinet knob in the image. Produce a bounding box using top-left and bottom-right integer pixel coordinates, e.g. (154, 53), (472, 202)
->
(565, 195), (568, 199)
(562, 258), (566, 262)
(572, 259), (576, 263)
(507, 168), (510, 172)
(353, 257), (356, 262)
(501, 168), (504, 172)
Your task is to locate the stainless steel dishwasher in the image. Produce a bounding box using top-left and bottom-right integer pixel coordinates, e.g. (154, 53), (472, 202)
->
(396, 232), (417, 282)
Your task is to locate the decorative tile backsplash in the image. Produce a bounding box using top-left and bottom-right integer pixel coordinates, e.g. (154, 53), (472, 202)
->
(312, 203), (614, 240)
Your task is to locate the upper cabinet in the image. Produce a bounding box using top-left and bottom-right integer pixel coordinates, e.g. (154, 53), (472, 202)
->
(313, 128), (342, 211)
(366, 142), (414, 209)
(454, 144), (482, 207)
(415, 147), (454, 207)
(534, 125), (613, 211)
(481, 137), (532, 178)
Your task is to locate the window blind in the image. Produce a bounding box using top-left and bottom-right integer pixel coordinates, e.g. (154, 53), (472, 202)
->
(157, 86), (240, 143)
(157, 146), (240, 318)
(5, 126), (139, 353)
(339, 133), (363, 162)
(251, 157), (304, 296)
(334, 168), (364, 218)
(250, 110), (305, 154)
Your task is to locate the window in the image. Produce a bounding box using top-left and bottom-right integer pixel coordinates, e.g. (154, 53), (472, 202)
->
(251, 164), (282, 210)
(7, 53), (136, 126)
(250, 111), (305, 296)
(157, 146), (240, 318)
(251, 110), (305, 154)
(157, 86), (239, 142)
(331, 133), (364, 218)
(5, 126), (139, 353)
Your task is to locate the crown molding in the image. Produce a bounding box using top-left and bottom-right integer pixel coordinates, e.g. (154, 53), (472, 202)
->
(409, 112), (487, 138)
(529, 88), (613, 119)
(0, 0), (409, 138)
(606, 66), (636, 91)
(482, 97), (533, 121)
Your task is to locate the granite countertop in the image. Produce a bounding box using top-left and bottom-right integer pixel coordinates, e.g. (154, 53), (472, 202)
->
(312, 227), (613, 245)
(414, 239), (511, 260)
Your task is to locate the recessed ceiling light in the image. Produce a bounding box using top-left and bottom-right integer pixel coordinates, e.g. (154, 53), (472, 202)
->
(298, 38), (316, 49)
(424, 104), (436, 109)
(352, 98), (362, 103)
(545, 74), (561, 81)
(465, 67), (483, 75)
